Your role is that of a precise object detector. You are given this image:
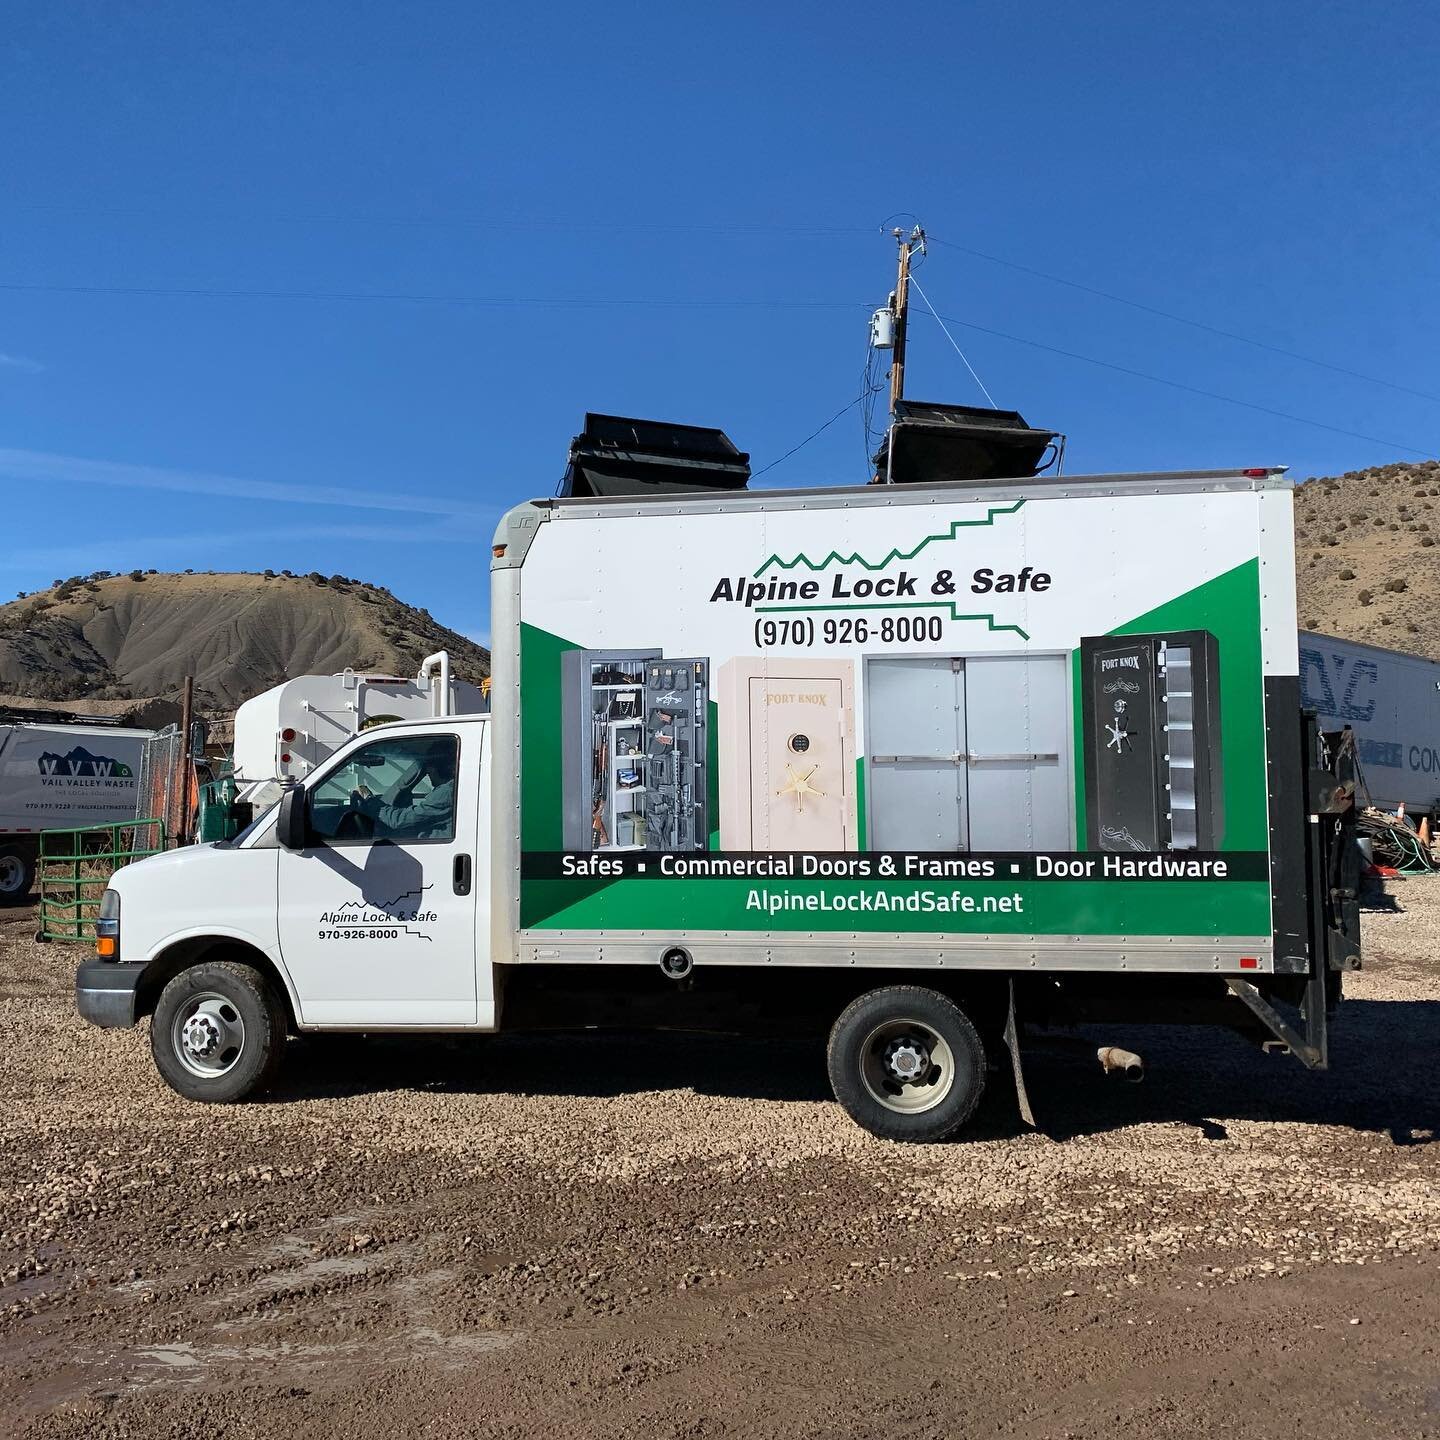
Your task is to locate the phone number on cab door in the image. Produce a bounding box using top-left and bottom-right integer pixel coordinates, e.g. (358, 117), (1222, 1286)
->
(318, 928), (402, 941)
(755, 614), (945, 648)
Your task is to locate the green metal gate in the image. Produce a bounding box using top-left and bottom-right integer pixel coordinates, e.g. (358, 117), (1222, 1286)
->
(36, 819), (167, 943)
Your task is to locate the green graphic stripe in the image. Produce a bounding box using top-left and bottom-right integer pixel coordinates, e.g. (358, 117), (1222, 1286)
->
(754, 500), (1026, 576)
(527, 876), (1272, 936)
(755, 599), (1029, 639)
(854, 755), (867, 850)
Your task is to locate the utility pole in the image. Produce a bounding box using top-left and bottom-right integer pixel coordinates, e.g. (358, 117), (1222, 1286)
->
(887, 225), (925, 417)
(175, 674), (194, 847)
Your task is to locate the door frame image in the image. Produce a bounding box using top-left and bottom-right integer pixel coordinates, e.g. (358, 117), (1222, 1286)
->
(716, 657), (858, 851)
(861, 648), (1077, 853)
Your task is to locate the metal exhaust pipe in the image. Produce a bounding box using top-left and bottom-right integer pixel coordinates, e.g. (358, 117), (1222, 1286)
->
(1097, 1045), (1144, 1082)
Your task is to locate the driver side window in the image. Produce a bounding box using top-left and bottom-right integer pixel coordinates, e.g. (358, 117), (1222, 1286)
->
(307, 734), (459, 845)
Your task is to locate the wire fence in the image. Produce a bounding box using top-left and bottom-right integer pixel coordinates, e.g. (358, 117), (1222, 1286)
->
(134, 723), (201, 844)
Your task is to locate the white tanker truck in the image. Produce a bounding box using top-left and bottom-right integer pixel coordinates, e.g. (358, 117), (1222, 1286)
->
(229, 652), (486, 817)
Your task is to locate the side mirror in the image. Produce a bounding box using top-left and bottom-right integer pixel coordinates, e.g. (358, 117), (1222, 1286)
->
(275, 786), (308, 850)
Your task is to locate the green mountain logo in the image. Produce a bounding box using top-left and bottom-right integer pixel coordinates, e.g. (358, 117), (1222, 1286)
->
(754, 499), (1026, 576)
(37, 746), (134, 779)
(750, 499), (1031, 638)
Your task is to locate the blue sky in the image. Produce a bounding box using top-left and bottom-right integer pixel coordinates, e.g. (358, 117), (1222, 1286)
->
(3, 0), (1437, 646)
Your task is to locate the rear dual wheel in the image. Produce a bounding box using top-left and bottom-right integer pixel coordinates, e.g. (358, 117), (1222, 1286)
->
(827, 985), (986, 1143)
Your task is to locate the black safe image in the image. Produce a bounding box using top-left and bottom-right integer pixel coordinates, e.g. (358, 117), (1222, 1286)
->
(561, 649), (709, 852)
(1080, 631), (1222, 852)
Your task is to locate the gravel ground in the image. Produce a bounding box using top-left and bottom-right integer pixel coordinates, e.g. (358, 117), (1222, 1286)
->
(1, 890), (1438, 1438)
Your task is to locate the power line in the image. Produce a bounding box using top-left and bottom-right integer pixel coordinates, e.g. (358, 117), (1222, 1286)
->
(921, 309), (1438, 459)
(9, 202), (875, 239)
(10, 201), (1432, 405)
(0, 279), (863, 310)
(928, 234), (1440, 406)
(5, 272), (1433, 459)
(751, 394), (869, 482)
(908, 274), (997, 407)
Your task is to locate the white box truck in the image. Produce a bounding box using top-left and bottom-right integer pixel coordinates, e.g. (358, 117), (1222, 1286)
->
(74, 468), (1360, 1140)
(0, 713), (153, 901)
(1298, 630), (1440, 817)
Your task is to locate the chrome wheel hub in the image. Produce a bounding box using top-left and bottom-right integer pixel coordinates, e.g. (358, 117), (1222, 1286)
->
(884, 1039), (931, 1083)
(183, 1013), (222, 1058)
(170, 993), (246, 1079)
(860, 1019), (957, 1116)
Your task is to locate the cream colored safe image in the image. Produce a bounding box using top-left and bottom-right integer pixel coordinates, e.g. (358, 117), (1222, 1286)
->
(717, 658), (858, 851)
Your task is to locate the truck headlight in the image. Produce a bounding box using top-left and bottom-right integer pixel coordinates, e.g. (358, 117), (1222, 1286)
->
(95, 889), (120, 960)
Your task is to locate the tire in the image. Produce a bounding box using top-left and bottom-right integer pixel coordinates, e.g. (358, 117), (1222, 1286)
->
(0, 842), (35, 905)
(150, 961), (287, 1103)
(827, 985), (986, 1143)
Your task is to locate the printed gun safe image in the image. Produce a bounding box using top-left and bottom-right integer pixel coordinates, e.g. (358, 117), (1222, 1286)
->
(1080, 631), (1223, 852)
(561, 649), (710, 852)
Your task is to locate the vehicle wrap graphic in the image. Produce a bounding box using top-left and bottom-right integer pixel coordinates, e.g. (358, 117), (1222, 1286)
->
(514, 487), (1284, 941)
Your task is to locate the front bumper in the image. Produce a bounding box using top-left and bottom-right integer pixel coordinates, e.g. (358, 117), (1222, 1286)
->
(75, 960), (144, 1029)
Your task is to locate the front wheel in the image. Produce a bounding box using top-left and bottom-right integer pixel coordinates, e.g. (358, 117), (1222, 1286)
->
(827, 985), (986, 1143)
(151, 961), (287, 1102)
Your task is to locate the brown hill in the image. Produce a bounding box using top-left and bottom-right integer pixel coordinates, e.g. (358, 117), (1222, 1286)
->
(1293, 460), (1440, 654)
(1, 466), (1433, 715)
(0, 570), (490, 712)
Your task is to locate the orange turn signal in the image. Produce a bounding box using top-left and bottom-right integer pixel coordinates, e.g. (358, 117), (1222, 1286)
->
(96, 936), (117, 958)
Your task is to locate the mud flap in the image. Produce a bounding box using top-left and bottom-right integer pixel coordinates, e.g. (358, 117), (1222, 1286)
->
(1003, 977), (1035, 1128)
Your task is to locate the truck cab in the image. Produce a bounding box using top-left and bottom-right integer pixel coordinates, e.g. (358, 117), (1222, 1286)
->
(77, 714), (495, 1100)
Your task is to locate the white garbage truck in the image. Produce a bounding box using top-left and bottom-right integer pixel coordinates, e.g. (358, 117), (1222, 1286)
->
(1, 712), (153, 901)
(74, 466), (1360, 1140)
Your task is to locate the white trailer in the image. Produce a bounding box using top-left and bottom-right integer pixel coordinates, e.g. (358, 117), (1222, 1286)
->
(1298, 630), (1440, 817)
(231, 652), (485, 813)
(75, 469), (1360, 1141)
(0, 716), (153, 901)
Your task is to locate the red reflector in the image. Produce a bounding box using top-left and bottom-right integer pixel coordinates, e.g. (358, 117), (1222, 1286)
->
(281, 727), (296, 742)
(1241, 468), (1268, 477)
(279, 753), (291, 764)
(1239, 956), (1259, 969)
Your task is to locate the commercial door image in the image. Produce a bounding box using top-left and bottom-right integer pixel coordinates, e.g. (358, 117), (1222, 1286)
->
(717, 659), (857, 851)
(865, 654), (1072, 852)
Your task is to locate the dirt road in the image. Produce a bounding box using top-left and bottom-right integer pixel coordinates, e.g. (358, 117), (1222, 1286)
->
(2, 889), (1438, 1438)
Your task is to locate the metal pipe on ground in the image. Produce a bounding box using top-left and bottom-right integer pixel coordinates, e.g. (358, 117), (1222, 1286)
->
(1096, 1045), (1145, 1082)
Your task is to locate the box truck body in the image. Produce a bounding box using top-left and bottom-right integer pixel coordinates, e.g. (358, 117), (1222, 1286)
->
(497, 468), (1305, 974)
(75, 469), (1360, 1140)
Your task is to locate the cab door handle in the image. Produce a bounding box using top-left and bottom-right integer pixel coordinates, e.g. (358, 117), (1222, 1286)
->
(453, 854), (472, 896)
